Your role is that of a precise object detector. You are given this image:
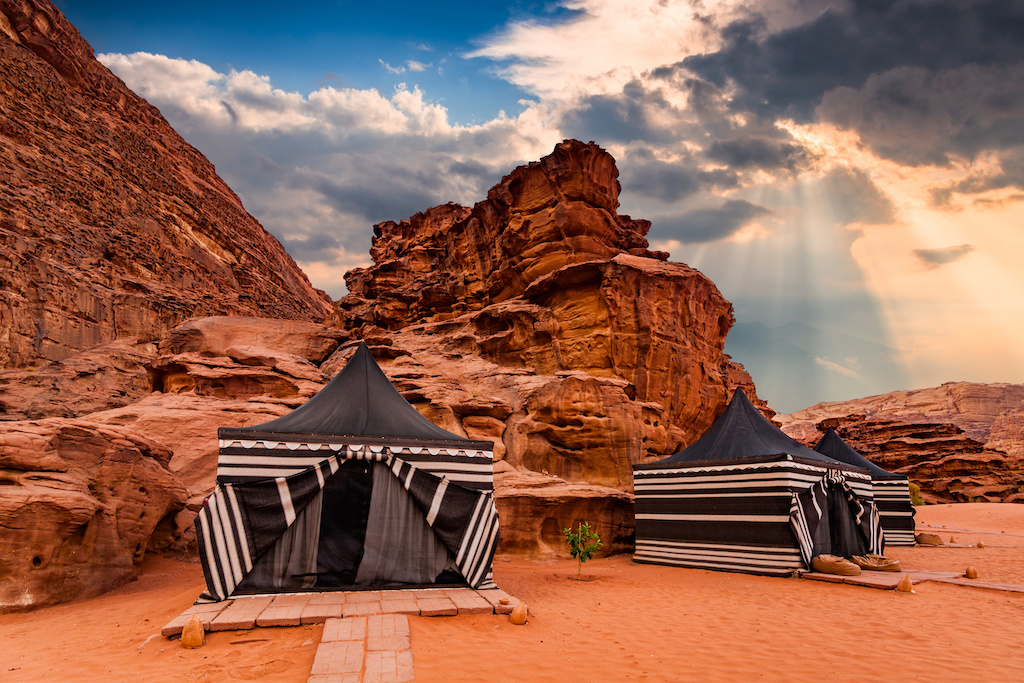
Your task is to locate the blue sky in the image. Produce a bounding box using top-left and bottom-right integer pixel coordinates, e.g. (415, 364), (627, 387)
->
(53, 0), (1024, 412)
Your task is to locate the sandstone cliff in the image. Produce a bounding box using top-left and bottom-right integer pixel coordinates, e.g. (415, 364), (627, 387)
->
(0, 0), (331, 369)
(329, 139), (763, 556)
(777, 383), (1024, 503)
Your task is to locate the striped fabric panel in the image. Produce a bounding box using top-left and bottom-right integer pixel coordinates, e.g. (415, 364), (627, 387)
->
(388, 457), (500, 589)
(789, 470), (884, 566)
(197, 455), (342, 601)
(635, 539), (804, 575)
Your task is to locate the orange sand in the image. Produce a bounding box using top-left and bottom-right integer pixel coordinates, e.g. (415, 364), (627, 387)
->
(3, 503), (1024, 682)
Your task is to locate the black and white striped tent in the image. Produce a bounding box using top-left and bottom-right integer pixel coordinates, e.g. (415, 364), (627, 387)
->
(633, 390), (883, 576)
(814, 428), (916, 546)
(195, 343), (498, 602)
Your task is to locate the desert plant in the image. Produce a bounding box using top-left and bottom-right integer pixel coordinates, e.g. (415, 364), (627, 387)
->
(908, 481), (926, 506)
(563, 521), (602, 580)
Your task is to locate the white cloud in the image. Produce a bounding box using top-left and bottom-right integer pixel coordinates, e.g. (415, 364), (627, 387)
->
(379, 59), (405, 74)
(814, 357), (861, 379)
(406, 60), (431, 72)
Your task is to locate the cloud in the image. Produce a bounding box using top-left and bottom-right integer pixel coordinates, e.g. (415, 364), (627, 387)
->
(817, 166), (896, 226)
(913, 244), (975, 269)
(653, 198), (772, 244)
(814, 356), (860, 380)
(379, 59), (405, 74)
(100, 52), (561, 298)
(706, 135), (811, 172)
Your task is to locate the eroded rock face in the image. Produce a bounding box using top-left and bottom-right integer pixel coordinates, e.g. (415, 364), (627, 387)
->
(0, 418), (188, 611)
(777, 382), (1024, 503)
(0, 0), (331, 369)
(327, 141), (765, 557)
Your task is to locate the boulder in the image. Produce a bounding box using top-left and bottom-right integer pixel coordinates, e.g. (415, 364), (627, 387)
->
(0, 418), (188, 611)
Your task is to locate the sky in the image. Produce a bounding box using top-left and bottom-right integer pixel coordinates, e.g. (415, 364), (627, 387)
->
(55, 0), (1024, 413)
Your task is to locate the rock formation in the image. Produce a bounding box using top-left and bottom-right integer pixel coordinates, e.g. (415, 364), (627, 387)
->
(0, 0), (331, 369)
(327, 139), (764, 556)
(777, 382), (1024, 503)
(0, 418), (188, 611)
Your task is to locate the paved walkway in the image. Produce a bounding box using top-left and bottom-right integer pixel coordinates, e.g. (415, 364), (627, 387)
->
(162, 587), (519, 683)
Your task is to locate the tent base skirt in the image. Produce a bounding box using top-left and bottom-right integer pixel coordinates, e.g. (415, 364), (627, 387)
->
(634, 539), (804, 577)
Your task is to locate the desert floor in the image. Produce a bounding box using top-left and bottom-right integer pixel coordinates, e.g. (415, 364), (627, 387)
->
(2, 503), (1023, 682)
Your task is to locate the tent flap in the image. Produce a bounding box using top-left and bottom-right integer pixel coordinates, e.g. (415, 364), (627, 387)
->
(789, 470), (884, 566)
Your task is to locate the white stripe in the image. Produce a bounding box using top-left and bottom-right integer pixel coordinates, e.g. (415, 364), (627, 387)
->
(468, 512), (500, 586)
(277, 478), (296, 525)
(214, 496), (243, 585)
(404, 461), (495, 472)
(217, 466), (308, 478)
(426, 479), (449, 526)
(637, 491), (792, 499)
(218, 454), (338, 466)
(328, 456), (340, 474)
(636, 513), (791, 522)
(636, 459), (871, 480)
(199, 507), (224, 598)
(224, 486), (252, 571)
(207, 496), (239, 591)
(457, 497), (486, 565)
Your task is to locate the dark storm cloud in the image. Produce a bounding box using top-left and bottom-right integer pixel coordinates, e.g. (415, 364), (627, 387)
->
(678, 0), (1024, 122)
(618, 149), (739, 203)
(818, 167), (896, 226)
(559, 81), (687, 144)
(913, 244), (975, 269)
(654, 198), (772, 243)
(281, 232), (341, 261)
(706, 136), (812, 172)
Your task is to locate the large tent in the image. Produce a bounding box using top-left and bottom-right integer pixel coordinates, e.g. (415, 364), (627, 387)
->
(814, 428), (916, 545)
(195, 343), (499, 602)
(633, 390), (883, 575)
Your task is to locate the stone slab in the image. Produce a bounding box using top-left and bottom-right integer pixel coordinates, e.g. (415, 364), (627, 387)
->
(346, 591), (383, 603)
(927, 577), (1024, 593)
(343, 601), (383, 618)
(161, 601), (229, 637)
(257, 593), (312, 627)
(367, 614), (411, 652)
(308, 675), (360, 683)
(209, 596), (274, 632)
(476, 588), (515, 614)
(310, 639), (365, 676)
(842, 573), (904, 589)
(364, 649), (415, 683)
(322, 616), (368, 643)
(800, 572), (846, 584)
(301, 594), (347, 625)
(417, 596), (458, 617)
(445, 589), (494, 615)
(378, 597), (420, 615)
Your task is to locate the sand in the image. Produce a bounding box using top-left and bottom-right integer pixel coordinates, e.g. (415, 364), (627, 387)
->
(3, 503), (1023, 682)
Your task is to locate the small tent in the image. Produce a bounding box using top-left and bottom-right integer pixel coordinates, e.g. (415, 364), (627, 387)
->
(633, 390), (883, 575)
(814, 428), (916, 545)
(195, 342), (499, 602)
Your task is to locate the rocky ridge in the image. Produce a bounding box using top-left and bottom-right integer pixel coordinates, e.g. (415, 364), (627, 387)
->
(329, 139), (764, 556)
(778, 382), (1024, 503)
(0, 0), (331, 369)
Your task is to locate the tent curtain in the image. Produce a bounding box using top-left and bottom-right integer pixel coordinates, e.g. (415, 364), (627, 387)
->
(236, 491), (323, 591)
(790, 470), (884, 566)
(354, 461), (456, 586)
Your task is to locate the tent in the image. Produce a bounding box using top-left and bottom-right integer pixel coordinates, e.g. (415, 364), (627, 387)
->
(633, 390), (883, 575)
(195, 342), (499, 602)
(814, 428), (916, 545)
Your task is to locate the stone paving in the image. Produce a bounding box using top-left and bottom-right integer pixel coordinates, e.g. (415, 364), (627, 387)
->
(802, 569), (1024, 592)
(162, 587), (519, 682)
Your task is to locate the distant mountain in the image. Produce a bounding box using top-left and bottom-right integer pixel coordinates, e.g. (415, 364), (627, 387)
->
(724, 321), (908, 413)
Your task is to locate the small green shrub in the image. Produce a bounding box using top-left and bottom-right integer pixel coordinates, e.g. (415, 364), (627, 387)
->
(563, 521), (602, 580)
(908, 481), (926, 506)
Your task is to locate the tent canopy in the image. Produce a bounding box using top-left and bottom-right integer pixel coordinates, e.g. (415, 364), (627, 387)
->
(653, 390), (849, 467)
(220, 342), (491, 449)
(813, 428), (904, 481)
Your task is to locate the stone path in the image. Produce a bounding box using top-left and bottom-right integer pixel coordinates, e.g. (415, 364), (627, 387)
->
(162, 587), (519, 683)
(801, 569), (1024, 593)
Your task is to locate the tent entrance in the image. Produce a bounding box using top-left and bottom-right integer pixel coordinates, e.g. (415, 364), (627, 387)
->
(234, 460), (467, 594)
(315, 460), (374, 586)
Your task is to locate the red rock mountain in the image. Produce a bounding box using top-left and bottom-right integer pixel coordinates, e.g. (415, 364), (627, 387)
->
(0, 0), (331, 369)
(778, 382), (1024, 503)
(330, 139), (765, 555)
